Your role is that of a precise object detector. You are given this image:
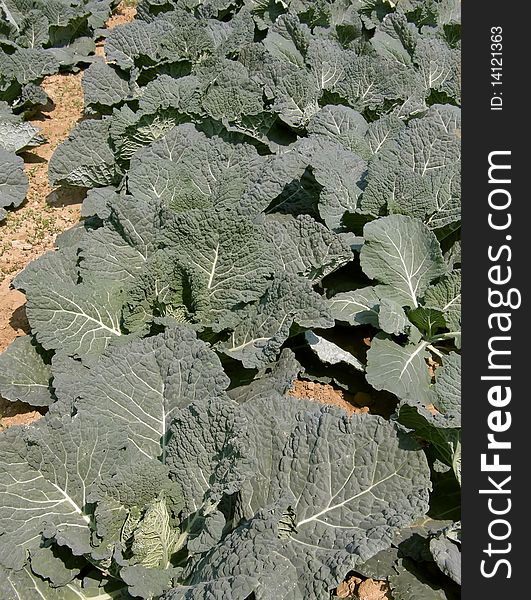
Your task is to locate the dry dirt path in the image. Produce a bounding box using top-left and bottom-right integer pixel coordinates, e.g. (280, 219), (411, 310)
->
(0, 2), (136, 428)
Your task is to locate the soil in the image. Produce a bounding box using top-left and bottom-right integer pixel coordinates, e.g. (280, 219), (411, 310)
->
(95, 3), (138, 57)
(289, 378), (399, 418)
(0, 1), (136, 428)
(106, 3), (137, 29)
(290, 380), (373, 415)
(357, 579), (392, 600)
(1, 70), (85, 354)
(0, 399), (44, 431)
(336, 575), (393, 600)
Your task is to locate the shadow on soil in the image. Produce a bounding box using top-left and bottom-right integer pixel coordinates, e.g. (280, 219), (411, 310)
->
(21, 152), (47, 164)
(47, 186), (87, 208)
(29, 99), (56, 121)
(9, 304), (30, 335)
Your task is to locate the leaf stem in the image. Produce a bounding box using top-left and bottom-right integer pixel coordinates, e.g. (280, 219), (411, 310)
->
(428, 331), (460, 343)
(427, 344), (444, 359)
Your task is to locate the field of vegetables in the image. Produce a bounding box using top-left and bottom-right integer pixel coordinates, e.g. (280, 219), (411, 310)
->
(0, 1), (461, 599)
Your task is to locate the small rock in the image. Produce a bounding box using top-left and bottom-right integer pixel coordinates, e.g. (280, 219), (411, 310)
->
(10, 240), (32, 250)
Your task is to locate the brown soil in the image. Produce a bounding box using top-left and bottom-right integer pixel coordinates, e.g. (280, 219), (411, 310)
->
(0, 2), (136, 428)
(357, 579), (392, 600)
(0, 399), (44, 431)
(336, 574), (363, 597)
(96, 3), (137, 57)
(107, 3), (137, 29)
(0, 72), (84, 352)
(290, 380), (374, 415)
(289, 377), (399, 418)
(336, 575), (392, 600)
(427, 355), (440, 379)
